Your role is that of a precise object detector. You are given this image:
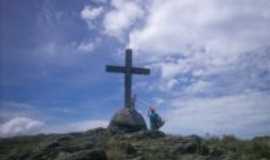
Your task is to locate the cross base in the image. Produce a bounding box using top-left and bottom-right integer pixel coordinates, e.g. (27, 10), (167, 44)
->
(108, 107), (147, 133)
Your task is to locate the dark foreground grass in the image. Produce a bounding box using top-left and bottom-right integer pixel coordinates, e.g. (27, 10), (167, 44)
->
(0, 129), (269, 160)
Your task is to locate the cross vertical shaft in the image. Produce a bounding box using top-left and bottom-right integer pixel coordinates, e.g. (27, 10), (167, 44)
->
(125, 49), (132, 108)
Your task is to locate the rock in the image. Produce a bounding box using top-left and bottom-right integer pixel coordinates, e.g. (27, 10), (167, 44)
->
(62, 142), (94, 153)
(85, 127), (107, 136)
(109, 108), (147, 133)
(38, 140), (61, 151)
(1, 128), (270, 160)
(125, 143), (137, 155)
(57, 135), (74, 142)
(199, 144), (210, 155)
(6, 149), (30, 160)
(173, 142), (198, 154)
(142, 130), (166, 138)
(129, 156), (145, 160)
(46, 141), (61, 149)
(55, 152), (71, 160)
(209, 147), (224, 157)
(185, 135), (202, 144)
(125, 130), (166, 139)
(58, 149), (107, 160)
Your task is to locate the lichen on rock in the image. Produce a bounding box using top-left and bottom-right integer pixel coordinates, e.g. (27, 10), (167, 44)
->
(108, 108), (147, 133)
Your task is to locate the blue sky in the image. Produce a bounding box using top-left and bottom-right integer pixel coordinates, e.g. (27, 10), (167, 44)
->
(0, 0), (270, 138)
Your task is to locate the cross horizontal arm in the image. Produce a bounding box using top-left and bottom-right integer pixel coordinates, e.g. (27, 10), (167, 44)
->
(132, 67), (150, 75)
(106, 65), (126, 73)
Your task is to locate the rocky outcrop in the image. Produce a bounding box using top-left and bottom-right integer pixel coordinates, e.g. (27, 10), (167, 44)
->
(55, 149), (107, 160)
(0, 128), (270, 160)
(108, 108), (147, 133)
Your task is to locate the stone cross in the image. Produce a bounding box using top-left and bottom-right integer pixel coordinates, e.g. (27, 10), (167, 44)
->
(106, 49), (150, 108)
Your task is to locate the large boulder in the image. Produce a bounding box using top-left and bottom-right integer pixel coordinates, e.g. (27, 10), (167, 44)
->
(108, 107), (147, 133)
(56, 149), (107, 160)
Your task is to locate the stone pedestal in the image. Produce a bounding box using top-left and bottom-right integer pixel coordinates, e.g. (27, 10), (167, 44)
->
(108, 107), (147, 133)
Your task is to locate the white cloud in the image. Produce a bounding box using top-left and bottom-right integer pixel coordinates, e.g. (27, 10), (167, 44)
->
(0, 101), (108, 136)
(78, 41), (95, 52)
(130, 0), (270, 54)
(122, 1), (270, 139)
(81, 6), (104, 29)
(153, 97), (165, 106)
(0, 116), (108, 137)
(77, 37), (103, 53)
(103, 0), (144, 39)
(159, 62), (180, 80)
(166, 79), (178, 90)
(81, 6), (103, 20)
(184, 80), (211, 95)
(162, 91), (270, 138)
(0, 117), (44, 137)
(0, 101), (40, 123)
(129, 0), (270, 77)
(157, 78), (179, 92)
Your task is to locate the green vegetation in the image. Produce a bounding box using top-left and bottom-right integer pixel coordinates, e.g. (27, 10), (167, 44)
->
(0, 128), (269, 160)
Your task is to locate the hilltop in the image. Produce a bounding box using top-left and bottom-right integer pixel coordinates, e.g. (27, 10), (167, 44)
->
(0, 128), (270, 160)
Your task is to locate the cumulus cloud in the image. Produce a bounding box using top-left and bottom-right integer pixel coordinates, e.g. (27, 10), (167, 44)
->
(184, 80), (211, 95)
(0, 115), (108, 137)
(121, 0), (270, 138)
(129, 0), (270, 78)
(162, 91), (270, 138)
(0, 101), (108, 136)
(0, 102), (45, 137)
(77, 38), (102, 53)
(130, 0), (270, 54)
(0, 101), (39, 122)
(0, 117), (44, 137)
(103, 0), (144, 39)
(81, 6), (104, 29)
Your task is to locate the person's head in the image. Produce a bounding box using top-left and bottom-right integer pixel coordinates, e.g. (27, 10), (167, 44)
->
(149, 106), (155, 112)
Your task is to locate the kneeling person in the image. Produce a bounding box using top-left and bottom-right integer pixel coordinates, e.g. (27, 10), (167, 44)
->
(148, 107), (165, 130)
